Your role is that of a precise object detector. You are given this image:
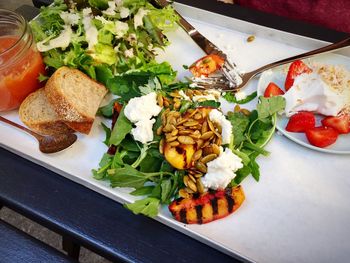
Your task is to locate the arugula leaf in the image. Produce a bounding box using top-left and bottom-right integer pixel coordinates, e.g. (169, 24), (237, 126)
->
(98, 99), (117, 118)
(227, 111), (250, 146)
(124, 197), (160, 218)
(257, 96), (285, 119)
(109, 107), (132, 146)
(224, 91), (257, 104)
(130, 186), (155, 196)
(92, 153), (113, 180)
(101, 122), (111, 145)
(109, 165), (148, 188)
(160, 179), (172, 203)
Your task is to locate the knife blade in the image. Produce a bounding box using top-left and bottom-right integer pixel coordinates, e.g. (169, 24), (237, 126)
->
(151, 0), (243, 89)
(151, 0), (227, 59)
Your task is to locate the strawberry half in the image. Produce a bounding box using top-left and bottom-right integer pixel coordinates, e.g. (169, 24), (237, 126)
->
(321, 114), (350, 134)
(285, 112), (316, 132)
(305, 126), (339, 148)
(264, 82), (285, 97)
(285, 60), (312, 91)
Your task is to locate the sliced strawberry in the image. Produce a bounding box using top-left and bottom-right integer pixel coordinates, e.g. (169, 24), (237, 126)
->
(321, 114), (350, 134)
(305, 126), (339, 148)
(285, 112), (315, 132)
(264, 82), (285, 97)
(285, 60), (312, 91)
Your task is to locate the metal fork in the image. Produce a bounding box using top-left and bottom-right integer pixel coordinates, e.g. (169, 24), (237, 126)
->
(152, 0), (350, 91)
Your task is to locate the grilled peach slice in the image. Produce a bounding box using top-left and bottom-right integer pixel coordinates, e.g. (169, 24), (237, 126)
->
(169, 186), (245, 224)
(164, 143), (195, 170)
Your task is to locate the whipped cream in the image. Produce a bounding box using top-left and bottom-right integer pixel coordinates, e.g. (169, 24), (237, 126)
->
(284, 66), (350, 117)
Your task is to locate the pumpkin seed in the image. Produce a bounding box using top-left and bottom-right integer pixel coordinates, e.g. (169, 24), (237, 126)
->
(179, 188), (191, 198)
(183, 175), (190, 187)
(170, 91), (181, 98)
(178, 136), (195, 144)
(156, 126), (163, 135)
(185, 187), (195, 194)
(194, 173), (203, 178)
(159, 139), (164, 154)
(208, 119), (216, 132)
(197, 179), (205, 194)
(212, 144), (221, 155)
(195, 161), (207, 173)
(196, 139), (204, 148)
(201, 153), (217, 164)
(189, 174), (196, 183)
(157, 94), (164, 107)
(178, 130), (192, 135)
(169, 141), (180, 147)
(166, 135), (177, 143)
(201, 121), (208, 134)
(163, 99), (170, 107)
(174, 101), (181, 109)
(171, 129), (178, 136)
(187, 180), (197, 192)
(192, 149), (202, 161)
(247, 35), (255, 42)
(240, 108), (251, 116)
(194, 113), (202, 120)
(183, 120), (199, 127)
(234, 104), (241, 112)
(201, 131), (214, 140)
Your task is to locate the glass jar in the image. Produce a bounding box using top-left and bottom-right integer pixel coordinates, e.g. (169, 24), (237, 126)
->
(0, 9), (46, 112)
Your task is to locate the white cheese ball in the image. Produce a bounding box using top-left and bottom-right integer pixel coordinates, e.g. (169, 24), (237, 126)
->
(201, 148), (243, 190)
(209, 109), (233, 145)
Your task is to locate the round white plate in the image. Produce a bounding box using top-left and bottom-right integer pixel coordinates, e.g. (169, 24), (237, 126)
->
(257, 54), (350, 154)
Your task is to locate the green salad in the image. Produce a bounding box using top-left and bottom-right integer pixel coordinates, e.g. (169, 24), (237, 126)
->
(30, 0), (179, 81)
(31, 0), (286, 219)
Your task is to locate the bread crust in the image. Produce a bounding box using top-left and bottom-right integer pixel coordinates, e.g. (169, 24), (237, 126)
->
(45, 67), (107, 134)
(19, 89), (73, 136)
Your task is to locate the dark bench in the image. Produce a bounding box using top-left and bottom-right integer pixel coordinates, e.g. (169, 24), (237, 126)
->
(0, 218), (73, 263)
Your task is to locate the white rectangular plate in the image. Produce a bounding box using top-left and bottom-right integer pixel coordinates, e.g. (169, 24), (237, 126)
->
(1, 4), (350, 263)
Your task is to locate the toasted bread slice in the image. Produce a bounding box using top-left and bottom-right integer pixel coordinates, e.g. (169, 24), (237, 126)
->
(19, 88), (73, 135)
(45, 67), (108, 134)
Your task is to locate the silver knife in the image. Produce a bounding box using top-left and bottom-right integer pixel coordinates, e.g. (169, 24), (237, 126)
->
(151, 0), (243, 89)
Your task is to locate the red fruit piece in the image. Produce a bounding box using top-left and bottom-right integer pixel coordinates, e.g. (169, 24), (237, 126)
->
(264, 82), (285, 97)
(321, 114), (350, 134)
(286, 112), (316, 132)
(285, 60), (312, 91)
(305, 126), (339, 148)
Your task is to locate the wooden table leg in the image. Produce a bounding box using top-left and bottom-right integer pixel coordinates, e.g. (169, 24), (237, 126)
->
(62, 236), (80, 260)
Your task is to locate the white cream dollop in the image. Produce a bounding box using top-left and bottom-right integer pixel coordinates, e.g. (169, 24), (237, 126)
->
(37, 25), (72, 52)
(82, 8), (98, 50)
(134, 8), (149, 29)
(124, 92), (162, 144)
(284, 72), (347, 117)
(201, 148), (243, 190)
(209, 109), (232, 144)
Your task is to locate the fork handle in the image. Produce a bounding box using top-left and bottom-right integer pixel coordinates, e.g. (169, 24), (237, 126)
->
(251, 37), (350, 75)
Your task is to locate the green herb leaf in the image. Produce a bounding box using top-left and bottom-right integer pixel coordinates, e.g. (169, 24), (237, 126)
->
(257, 96), (285, 119)
(109, 107), (132, 146)
(109, 165), (148, 188)
(227, 111), (250, 146)
(124, 197), (160, 218)
(224, 91), (257, 104)
(130, 186), (155, 196)
(98, 99), (117, 118)
(160, 179), (172, 203)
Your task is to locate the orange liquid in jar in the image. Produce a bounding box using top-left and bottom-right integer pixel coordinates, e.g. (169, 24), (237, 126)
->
(0, 36), (46, 111)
